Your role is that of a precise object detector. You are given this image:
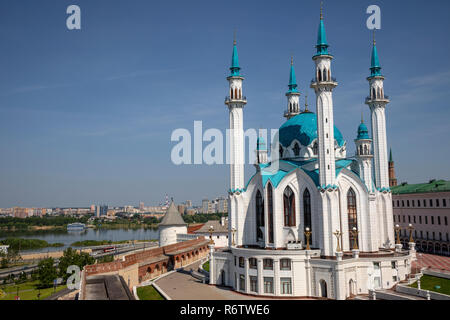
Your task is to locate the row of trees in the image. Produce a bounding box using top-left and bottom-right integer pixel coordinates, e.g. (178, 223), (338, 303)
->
(37, 248), (95, 288)
(0, 215), (91, 230)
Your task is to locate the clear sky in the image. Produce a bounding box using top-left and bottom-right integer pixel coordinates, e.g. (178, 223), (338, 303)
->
(0, 0), (449, 208)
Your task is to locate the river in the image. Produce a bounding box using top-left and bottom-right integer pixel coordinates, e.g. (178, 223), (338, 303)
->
(0, 228), (159, 253)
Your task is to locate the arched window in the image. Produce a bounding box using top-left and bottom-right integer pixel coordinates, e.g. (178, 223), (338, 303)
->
(267, 184), (274, 244)
(328, 69), (331, 81)
(322, 69), (327, 81)
(293, 143), (300, 156)
(313, 142), (318, 155)
(256, 190), (264, 241)
(283, 186), (296, 227)
(372, 87), (376, 99)
(359, 145), (363, 155)
(230, 88), (233, 99)
(364, 145), (368, 155)
(347, 188), (358, 248)
(279, 145), (283, 159)
(235, 88), (238, 99)
(303, 189), (311, 243)
(318, 69), (322, 82)
(239, 88), (242, 99)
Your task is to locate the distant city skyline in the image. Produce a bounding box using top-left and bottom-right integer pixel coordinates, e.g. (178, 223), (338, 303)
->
(0, 0), (449, 207)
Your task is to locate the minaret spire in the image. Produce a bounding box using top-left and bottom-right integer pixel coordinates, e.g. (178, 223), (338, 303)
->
(225, 33), (247, 247)
(284, 56), (300, 119)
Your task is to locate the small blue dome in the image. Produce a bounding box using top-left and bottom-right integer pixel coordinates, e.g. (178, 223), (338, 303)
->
(279, 112), (345, 148)
(357, 122), (370, 140)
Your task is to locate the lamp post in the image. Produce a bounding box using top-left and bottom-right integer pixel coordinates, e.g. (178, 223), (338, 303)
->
(231, 228), (236, 246)
(395, 224), (401, 245)
(408, 224), (414, 243)
(209, 225), (215, 244)
(333, 230), (342, 252)
(304, 227), (312, 250)
(350, 227), (359, 250)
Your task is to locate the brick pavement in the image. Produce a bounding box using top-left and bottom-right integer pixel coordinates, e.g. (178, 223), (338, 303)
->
(413, 253), (450, 273)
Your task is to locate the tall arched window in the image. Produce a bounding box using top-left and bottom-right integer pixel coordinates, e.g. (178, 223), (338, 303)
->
(267, 184), (274, 244)
(303, 189), (311, 243)
(256, 190), (264, 241)
(279, 145), (283, 159)
(318, 69), (322, 82)
(347, 188), (358, 247)
(283, 186), (296, 227)
(235, 88), (238, 99)
(293, 143), (300, 156)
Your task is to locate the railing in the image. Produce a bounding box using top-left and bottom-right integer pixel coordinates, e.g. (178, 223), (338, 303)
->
(225, 96), (247, 102)
(310, 77), (337, 84)
(366, 95), (390, 102)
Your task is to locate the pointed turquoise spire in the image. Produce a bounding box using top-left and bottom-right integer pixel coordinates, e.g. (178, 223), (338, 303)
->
(230, 34), (240, 76)
(389, 148), (393, 162)
(370, 32), (382, 77)
(315, 2), (329, 56)
(287, 56), (299, 93)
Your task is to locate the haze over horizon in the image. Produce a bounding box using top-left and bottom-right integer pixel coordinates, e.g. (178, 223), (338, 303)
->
(0, 0), (449, 208)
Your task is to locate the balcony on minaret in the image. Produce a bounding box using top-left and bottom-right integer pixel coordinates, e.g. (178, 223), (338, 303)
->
(310, 75), (337, 88)
(225, 95), (247, 104)
(365, 93), (389, 104)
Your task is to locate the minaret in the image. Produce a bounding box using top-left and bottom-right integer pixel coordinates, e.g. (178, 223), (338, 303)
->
(388, 148), (397, 187)
(310, 5), (338, 188)
(225, 35), (247, 192)
(365, 33), (390, 191)
(354, 115), (374, 191)
(284, 57), (301, 119)
(255, 131), (268, 166)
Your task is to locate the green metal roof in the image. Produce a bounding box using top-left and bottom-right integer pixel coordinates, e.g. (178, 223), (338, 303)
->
(370, 43), (382, 77)
(391, 180), (450, 195)
(230, 41), (240, 76)
(287, 60), (299, 93)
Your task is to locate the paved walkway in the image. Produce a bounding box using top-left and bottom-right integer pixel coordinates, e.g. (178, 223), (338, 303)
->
(413, 253), (450, 273)
(155, 260), (313, 300)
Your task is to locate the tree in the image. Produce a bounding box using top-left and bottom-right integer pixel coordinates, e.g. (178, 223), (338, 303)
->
(58, 247), (95, 281)
(0, 248), (21, 269)
(37, 258), (57, 288)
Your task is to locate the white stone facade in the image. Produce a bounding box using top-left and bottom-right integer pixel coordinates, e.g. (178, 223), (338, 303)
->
(213, 13), (412, 300)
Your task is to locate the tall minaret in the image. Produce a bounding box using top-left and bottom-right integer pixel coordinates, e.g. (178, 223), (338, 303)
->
(354, 116), (374, 192)
(388, 148), (397, 187)
(365, 34), (390, 190)
(225, 36), (247, 192)
(310, 5), (338, 188)
(284, 57), (301, 119)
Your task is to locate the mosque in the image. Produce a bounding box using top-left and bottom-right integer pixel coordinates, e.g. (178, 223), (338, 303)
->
(209, 6), (416, 300)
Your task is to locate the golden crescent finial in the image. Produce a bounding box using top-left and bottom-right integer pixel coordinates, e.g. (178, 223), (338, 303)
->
(320, 1), (324, 20)
(233, 30), (237, 45)
(291, 55), (293, 65)
(373, 29), (376, 45)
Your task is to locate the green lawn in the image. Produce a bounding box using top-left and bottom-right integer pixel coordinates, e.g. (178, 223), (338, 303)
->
(136, 285), (164, 300)
(410, 275), (450, 295)
(0, 280), (67, 300)
(202, 260), (210, 272)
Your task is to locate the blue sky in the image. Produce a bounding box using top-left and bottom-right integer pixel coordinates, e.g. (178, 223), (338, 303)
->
(0, 0), (449, 207)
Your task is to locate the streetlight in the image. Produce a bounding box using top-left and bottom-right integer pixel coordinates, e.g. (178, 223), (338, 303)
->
(209, 226), (214, 244)
(350, 227), (359, 250)
(231, 228), (236, 246)
(408, 224), (414, 243)
(395, 224), (401, 245)
(304, 227), (312, 250)
(333, 230), (342, 252)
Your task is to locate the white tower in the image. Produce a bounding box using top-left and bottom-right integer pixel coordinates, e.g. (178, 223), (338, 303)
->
(365, 36), (390, 191)
(310, 8), (338, 188)
(225, 37), (247, 192)
(255, 135), (268, 166)
(354, 117), (374, 192)
(158, 201), (187, 247)
(284, 57), (301, 120)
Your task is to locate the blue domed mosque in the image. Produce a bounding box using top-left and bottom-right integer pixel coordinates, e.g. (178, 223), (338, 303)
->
(209, 5), (416, 299)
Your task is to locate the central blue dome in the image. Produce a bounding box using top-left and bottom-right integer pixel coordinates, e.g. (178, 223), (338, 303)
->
(279, 112), (345, 147)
